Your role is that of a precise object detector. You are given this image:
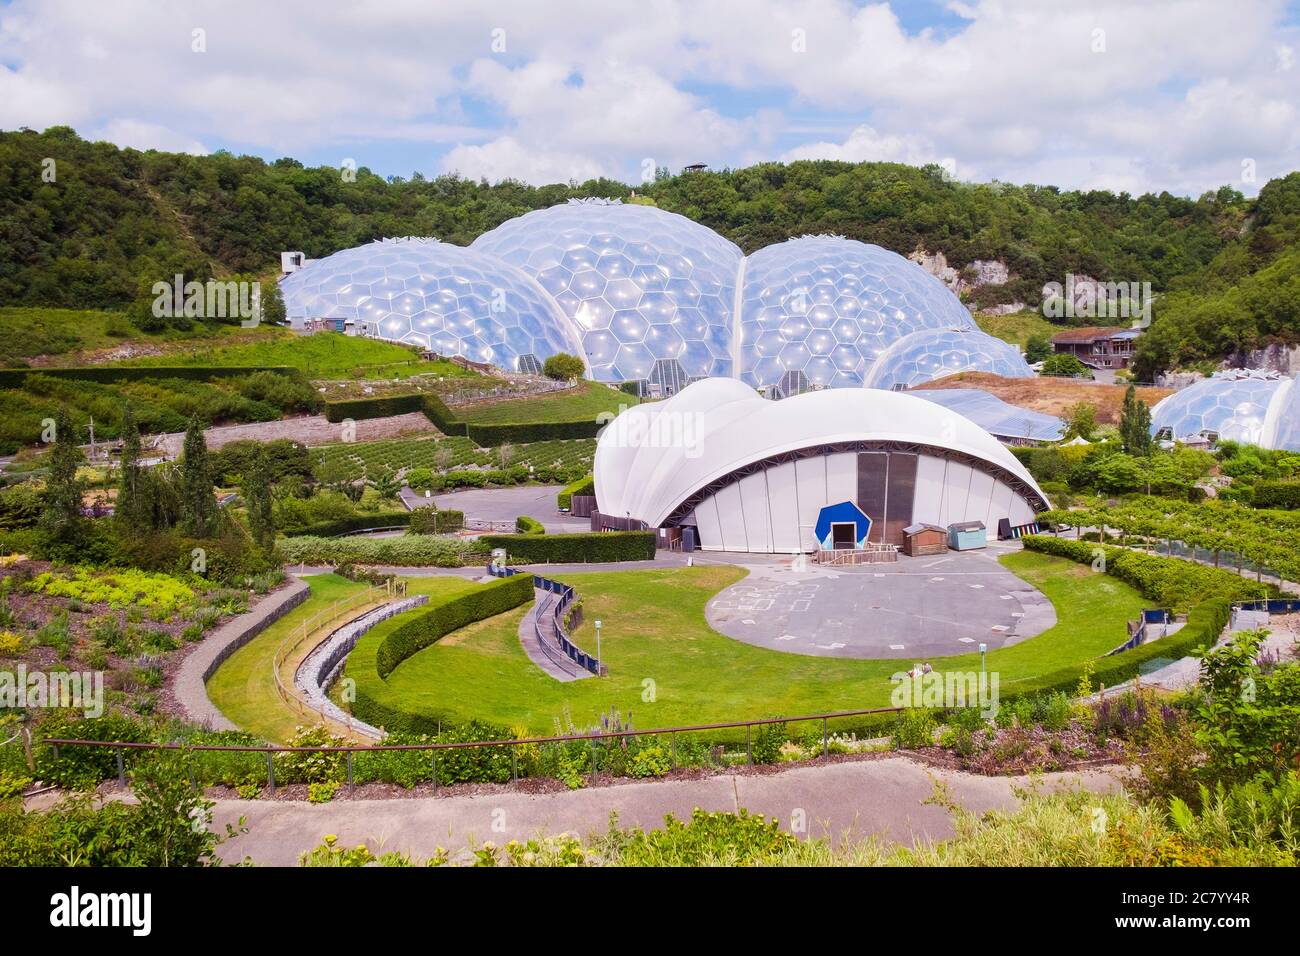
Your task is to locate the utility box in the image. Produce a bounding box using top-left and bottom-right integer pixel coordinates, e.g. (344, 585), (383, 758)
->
(947, 520), (987, 551)
(903, 523), (947, 557)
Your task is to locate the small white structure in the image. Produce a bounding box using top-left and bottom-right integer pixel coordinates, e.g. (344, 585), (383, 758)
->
(280, 251), (311, 274)
(594, 378), (1050, 553)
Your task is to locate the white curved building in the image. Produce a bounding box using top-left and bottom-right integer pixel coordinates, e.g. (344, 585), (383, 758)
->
(595, 379), (1050, 552)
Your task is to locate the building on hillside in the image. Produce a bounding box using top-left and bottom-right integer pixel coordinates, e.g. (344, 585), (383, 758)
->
(593, 378), (1050, 553)
(1049, 326), (1142, 370)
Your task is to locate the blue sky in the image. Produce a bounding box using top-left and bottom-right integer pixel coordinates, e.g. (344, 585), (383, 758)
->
(2, 0), (1298, 195)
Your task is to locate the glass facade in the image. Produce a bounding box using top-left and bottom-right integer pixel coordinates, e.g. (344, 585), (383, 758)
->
(737, 236), (979, 390)
(1150, 370), (1289, 446)
(862, 327), (1035, 390)
(471, 199), (743, 382)
(279, 237), (580, 373)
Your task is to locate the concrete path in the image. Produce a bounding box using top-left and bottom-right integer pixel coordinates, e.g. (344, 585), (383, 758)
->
(210, 757), (1124, 865)
(169, 578), (310, 730)
(517, 588), (590, 681)
(429, 484), (592, 534)
(706, 543), (1054, 660)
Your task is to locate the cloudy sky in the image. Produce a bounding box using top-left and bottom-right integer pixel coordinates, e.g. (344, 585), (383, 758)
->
(2, 0), (1297, 195)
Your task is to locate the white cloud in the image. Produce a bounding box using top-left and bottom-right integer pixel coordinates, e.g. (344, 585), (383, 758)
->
(92, 119), (207, 155)
(0, 0), (1295, 194)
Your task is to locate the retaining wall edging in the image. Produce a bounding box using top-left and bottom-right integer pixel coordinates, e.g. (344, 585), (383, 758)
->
(172, 578), (311, 731)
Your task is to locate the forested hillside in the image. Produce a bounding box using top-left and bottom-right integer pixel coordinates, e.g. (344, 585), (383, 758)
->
(2, 126), (1297, 374)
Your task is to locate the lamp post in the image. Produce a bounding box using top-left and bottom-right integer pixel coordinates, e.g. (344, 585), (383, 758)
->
(978, 643), (987, 681)
(594, 620), (602, 674)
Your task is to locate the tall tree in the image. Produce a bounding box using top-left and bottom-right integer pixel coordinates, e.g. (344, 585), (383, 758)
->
(241, 449), (275, 550)
(178, 419), (219, 537)
(116, 405), (146, 529)
(40, 406), (84, 545)
(1119, 385), (1153, 456)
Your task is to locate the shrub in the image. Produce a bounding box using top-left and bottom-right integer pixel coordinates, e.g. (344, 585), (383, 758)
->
(323, 393), (425, 423)
(542, 353), (586, 381)
(893, 709), (938, 749)
(515, 515), (545, 535)
(1252, 480), (1300, 510)
(407, 507), (463, 534)
(611, 809), (797, 866)
(750, 721), (786, 765)
(277, 534), (483, 568)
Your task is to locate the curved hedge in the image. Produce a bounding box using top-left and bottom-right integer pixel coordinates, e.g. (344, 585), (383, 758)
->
(351, 575), (535, 734)
(479, 530), (654, 563)
(1006, 534), (1266, 700)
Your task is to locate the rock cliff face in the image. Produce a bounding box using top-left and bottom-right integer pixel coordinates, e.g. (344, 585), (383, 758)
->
(1221, 342), (1300, 375)
(908, 249), (1020, 313)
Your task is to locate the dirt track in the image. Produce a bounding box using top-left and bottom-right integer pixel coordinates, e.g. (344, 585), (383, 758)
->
(150, 412), (439, 457)
(913, 372), (1172, 424)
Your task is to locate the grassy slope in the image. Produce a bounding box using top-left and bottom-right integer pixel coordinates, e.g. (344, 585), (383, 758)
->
(974, 309), (1062, 348)
(357, 551), (1147, 733)
(0, 306), (282, 368)
(455, 380), (638, 424)
(119, 331), (438, 378)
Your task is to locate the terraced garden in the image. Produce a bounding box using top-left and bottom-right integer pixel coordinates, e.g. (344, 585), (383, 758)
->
(313, 435), (596, 481)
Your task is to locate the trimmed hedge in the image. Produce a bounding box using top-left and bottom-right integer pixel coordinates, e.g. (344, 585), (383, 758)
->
(323, 393), (425, 423)
(479, 530), (654, 563)
(420, 394), (465, 435)
(515, 515), (545, 535)
(1001, 533), (1269, 704)
(1252, 480), (1300, 510)
(372, 573), (534, 682)
(277, 534), (485, 567)
(1020, 534), (1268, 610)
(0, 365), (300, 388)
(999, 597), (1233, 701)
(287, 512), (412, 537)
(557, 474), (595, 510)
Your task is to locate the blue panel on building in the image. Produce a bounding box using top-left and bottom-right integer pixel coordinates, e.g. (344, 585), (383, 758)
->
(814, 501), (872, 549)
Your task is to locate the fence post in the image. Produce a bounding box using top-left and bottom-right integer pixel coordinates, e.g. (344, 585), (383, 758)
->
(670, 732), (677, 770)
(347, 751), (354, 791)
(116, 748), (126, 787)
(589, 737), (598, 782)
(512, 744), (518, 782)
(746, 725), (752, 765)
(822, 717), (828, 758)
(431, 750), (438, 791)
(266, 752), (275, 793)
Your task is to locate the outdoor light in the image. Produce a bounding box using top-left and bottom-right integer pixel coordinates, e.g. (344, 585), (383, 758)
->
(594, 620), (602, 673)
(979, 642), (987, 679)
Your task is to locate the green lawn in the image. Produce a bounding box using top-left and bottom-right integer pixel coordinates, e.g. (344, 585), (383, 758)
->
(120, 331), (454, 379)
(349, 550), (1148, 734)
(207, 574), (479, 742)
(456, 380), (638, 424)
(975, 310), (1062, 348)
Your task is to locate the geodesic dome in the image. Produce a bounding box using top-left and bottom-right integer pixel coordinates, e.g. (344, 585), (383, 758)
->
(471, 199), (743, 385)
(279, 237), (583, 374)
(737, 236), (978, 392)
(861, 326), (1035, 391)
(1150, 369), (1297, 448)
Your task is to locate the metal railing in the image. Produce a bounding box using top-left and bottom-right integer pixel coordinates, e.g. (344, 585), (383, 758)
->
(38, 705), (904, 791)
(490, 564), (603, 675)
(270, 581), (405, 730)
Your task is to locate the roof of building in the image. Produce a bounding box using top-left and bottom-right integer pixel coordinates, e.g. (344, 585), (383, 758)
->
(908, 387), (1065, 442)
(904, 523), (947, 535)
(1050, 326), (1137, 344)
(594, 378), (1050, 527)
(949, 520), (986, 531)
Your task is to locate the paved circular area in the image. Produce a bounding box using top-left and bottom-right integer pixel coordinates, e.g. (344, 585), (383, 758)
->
(705, 543), (1055, 660)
